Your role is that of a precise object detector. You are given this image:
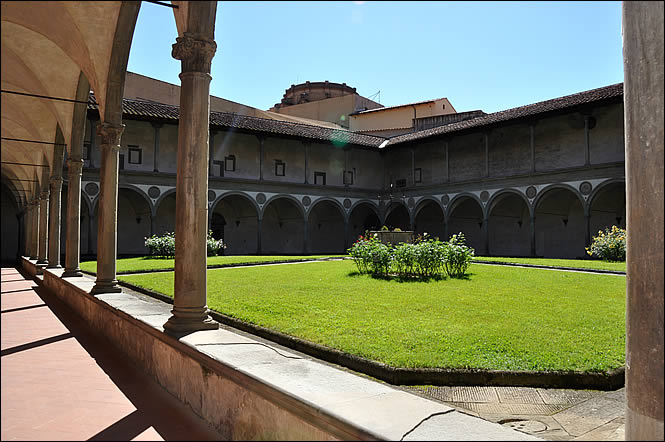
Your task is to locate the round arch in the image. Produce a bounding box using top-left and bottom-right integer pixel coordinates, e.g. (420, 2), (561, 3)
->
(588, 179), (626, 238)
(487, 190), (531, 257)
(210, 192), (260, 255)
(384, 201), (411, 230)
(534, 185), (585, 258)
(347, 201), (381, 245)
(414, 198), (445, 240)
(261, 196), (305, 254)
(447, 194), (484, 253)
(307, 198), (346, 254)
(261, 194), (306, 220)
(153, 187), (177, 214)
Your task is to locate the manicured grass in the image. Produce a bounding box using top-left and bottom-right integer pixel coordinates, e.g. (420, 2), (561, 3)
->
(119, 260), (626, 372)
(472, 256), (626, 272)
(80, 255), (345, 274)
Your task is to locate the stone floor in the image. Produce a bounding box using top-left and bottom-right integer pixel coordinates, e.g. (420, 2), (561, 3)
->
(1, 267), (222, 441)
(403, 385), (625, 440)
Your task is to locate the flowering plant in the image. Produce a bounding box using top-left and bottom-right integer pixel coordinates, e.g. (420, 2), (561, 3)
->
(144, 230), (227, 257)
(586, 225), (626, 261)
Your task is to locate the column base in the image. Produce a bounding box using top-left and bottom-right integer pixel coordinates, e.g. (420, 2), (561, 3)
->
(90, 280), (122, 295)
(46, 264), (62, 269)
(36, 259), (48, 265)
(163, 306), (219, 335)
(62, 269), (83, 278)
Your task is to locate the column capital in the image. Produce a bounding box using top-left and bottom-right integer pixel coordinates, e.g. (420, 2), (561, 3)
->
(172, 32), (217, 74)
(67, 158), (84, 171)
(97, 123), (125, 147)
(49, 176), (63, 190)
(40, 190), (50, 200)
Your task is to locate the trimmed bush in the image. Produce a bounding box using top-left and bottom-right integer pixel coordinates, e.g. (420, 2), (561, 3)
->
(347, 231), (474, 279)
(586, 225), (626, 262)
(145, 231), (226, 258)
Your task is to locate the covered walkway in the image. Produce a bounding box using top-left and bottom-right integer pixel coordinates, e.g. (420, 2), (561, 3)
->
(0, 266), (222, 441)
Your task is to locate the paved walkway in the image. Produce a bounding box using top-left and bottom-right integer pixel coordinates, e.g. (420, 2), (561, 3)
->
(1, 267), (222, 441)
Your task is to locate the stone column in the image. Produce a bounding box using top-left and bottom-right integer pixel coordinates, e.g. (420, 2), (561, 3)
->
(481, 214), (489, 256)
(24, 204), (32, 257)
(303, 218), (309, 254)
(623, 2), (664, 440)
(47, 176), (63, 268)
(63, 158), (84, 277)
(164, 32), (218, 333)
(530, 213), (536, 257)
(37, 190), (49, 264)
(30, 200), (39, 260)
(257, 216), (262, 254)
(90, 123), (124, 294)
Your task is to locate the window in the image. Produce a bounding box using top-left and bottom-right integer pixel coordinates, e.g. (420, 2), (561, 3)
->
(414, 168), (422, 183)
(224, 155), (236, 172)
(275, 160), (285, 176)
(395, 178), (407, 188)
(314, 171), (326, 185)
(128, 145), (142, 164)
(213, 160), (224, 177)
(343, 170), (354, 185)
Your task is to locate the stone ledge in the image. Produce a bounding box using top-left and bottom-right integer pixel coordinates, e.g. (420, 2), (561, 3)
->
(118, 277), (625, 391)
(26, 258), (540, 440)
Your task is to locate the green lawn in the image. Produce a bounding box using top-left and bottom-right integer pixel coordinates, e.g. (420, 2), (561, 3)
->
(119, 260), (626, 372)
(472, 256), (626, 272)
(80, 255), (345, 274)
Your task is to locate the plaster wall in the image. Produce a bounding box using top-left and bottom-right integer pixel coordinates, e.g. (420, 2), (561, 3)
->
(534, 113), (585, 171)
(448, 133), (486, 182)
(262, 137), (306, 184)
(385, 148), (413, 187)
(212, 131), (260, 179)
(589, 104), (625, 164)
(347, 148), (383, 189)
(157, 124), (179, 174)
(273, 94), (357, 128)
(349, 98), (454, 133)
(488, 125), (532, 177)
(307, 142), (345, 187)
(119, 120), (155, 173)
(414, 140), (446, 185)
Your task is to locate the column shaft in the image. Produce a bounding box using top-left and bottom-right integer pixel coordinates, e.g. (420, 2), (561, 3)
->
(30, 201), (39, 259)
(164, 29), (219, 334)
(47, 177), (63, 268)
(63, 159), (84, 276)
(91, 124), (124, 294)
(37, 191), (49, 264)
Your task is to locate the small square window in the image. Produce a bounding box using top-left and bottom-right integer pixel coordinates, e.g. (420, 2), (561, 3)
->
(128, 146), (142, 164)
(314, 171), (326, 185)
(224, 155), (236, 172)
(275, 160), (285, 176)
(414, 168), (422, 183)
(213, 160), (224, 177)
(343, 170), (354, 185)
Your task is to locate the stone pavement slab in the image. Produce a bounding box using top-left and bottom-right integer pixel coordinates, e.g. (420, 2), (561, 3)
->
(1, 267), (222, 441)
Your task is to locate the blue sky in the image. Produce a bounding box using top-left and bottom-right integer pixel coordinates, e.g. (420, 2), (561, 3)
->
(127, 1), (623, 114)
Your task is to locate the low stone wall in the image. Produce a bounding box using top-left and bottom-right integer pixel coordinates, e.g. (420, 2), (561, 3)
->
(370, 230), (414, 246)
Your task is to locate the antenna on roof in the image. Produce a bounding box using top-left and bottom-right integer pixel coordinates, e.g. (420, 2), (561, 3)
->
(368, 90), (380, 103)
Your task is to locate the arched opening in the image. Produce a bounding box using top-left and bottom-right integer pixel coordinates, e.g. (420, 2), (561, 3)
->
(348, 202), (380, 244)
(1, 184), (20, 263)
(535, 187), (585, 258)
(261, 197), (304, 254)
(589, 182), (626, 237)
(384, 203), (410, 231)
(488, 193), (531, 257)
(414, 200), (445, 240)
(154, 192), (176, 236)
(211, 194), (259, 255)
(308, 200), (345, 254)
(447, 197), (484, 252)
(113, 187), (152, 256)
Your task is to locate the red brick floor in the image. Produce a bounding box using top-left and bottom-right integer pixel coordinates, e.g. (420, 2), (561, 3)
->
(1, 267), (223, 441)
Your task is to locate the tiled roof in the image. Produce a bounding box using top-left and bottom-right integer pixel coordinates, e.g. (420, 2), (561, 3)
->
(88, 82), (623, 149)
(387, 83), (624, 145)
(88, 94), (386, 148)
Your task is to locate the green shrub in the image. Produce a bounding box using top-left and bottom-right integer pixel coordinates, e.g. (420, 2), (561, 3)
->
(145, 231), (226, 258)
(393, 242), (417, 276)
(413, 237), (446, 277)
(145, 232), (175, 257)
(586, 225), (626, 261)
(442, 233), (475, 278)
